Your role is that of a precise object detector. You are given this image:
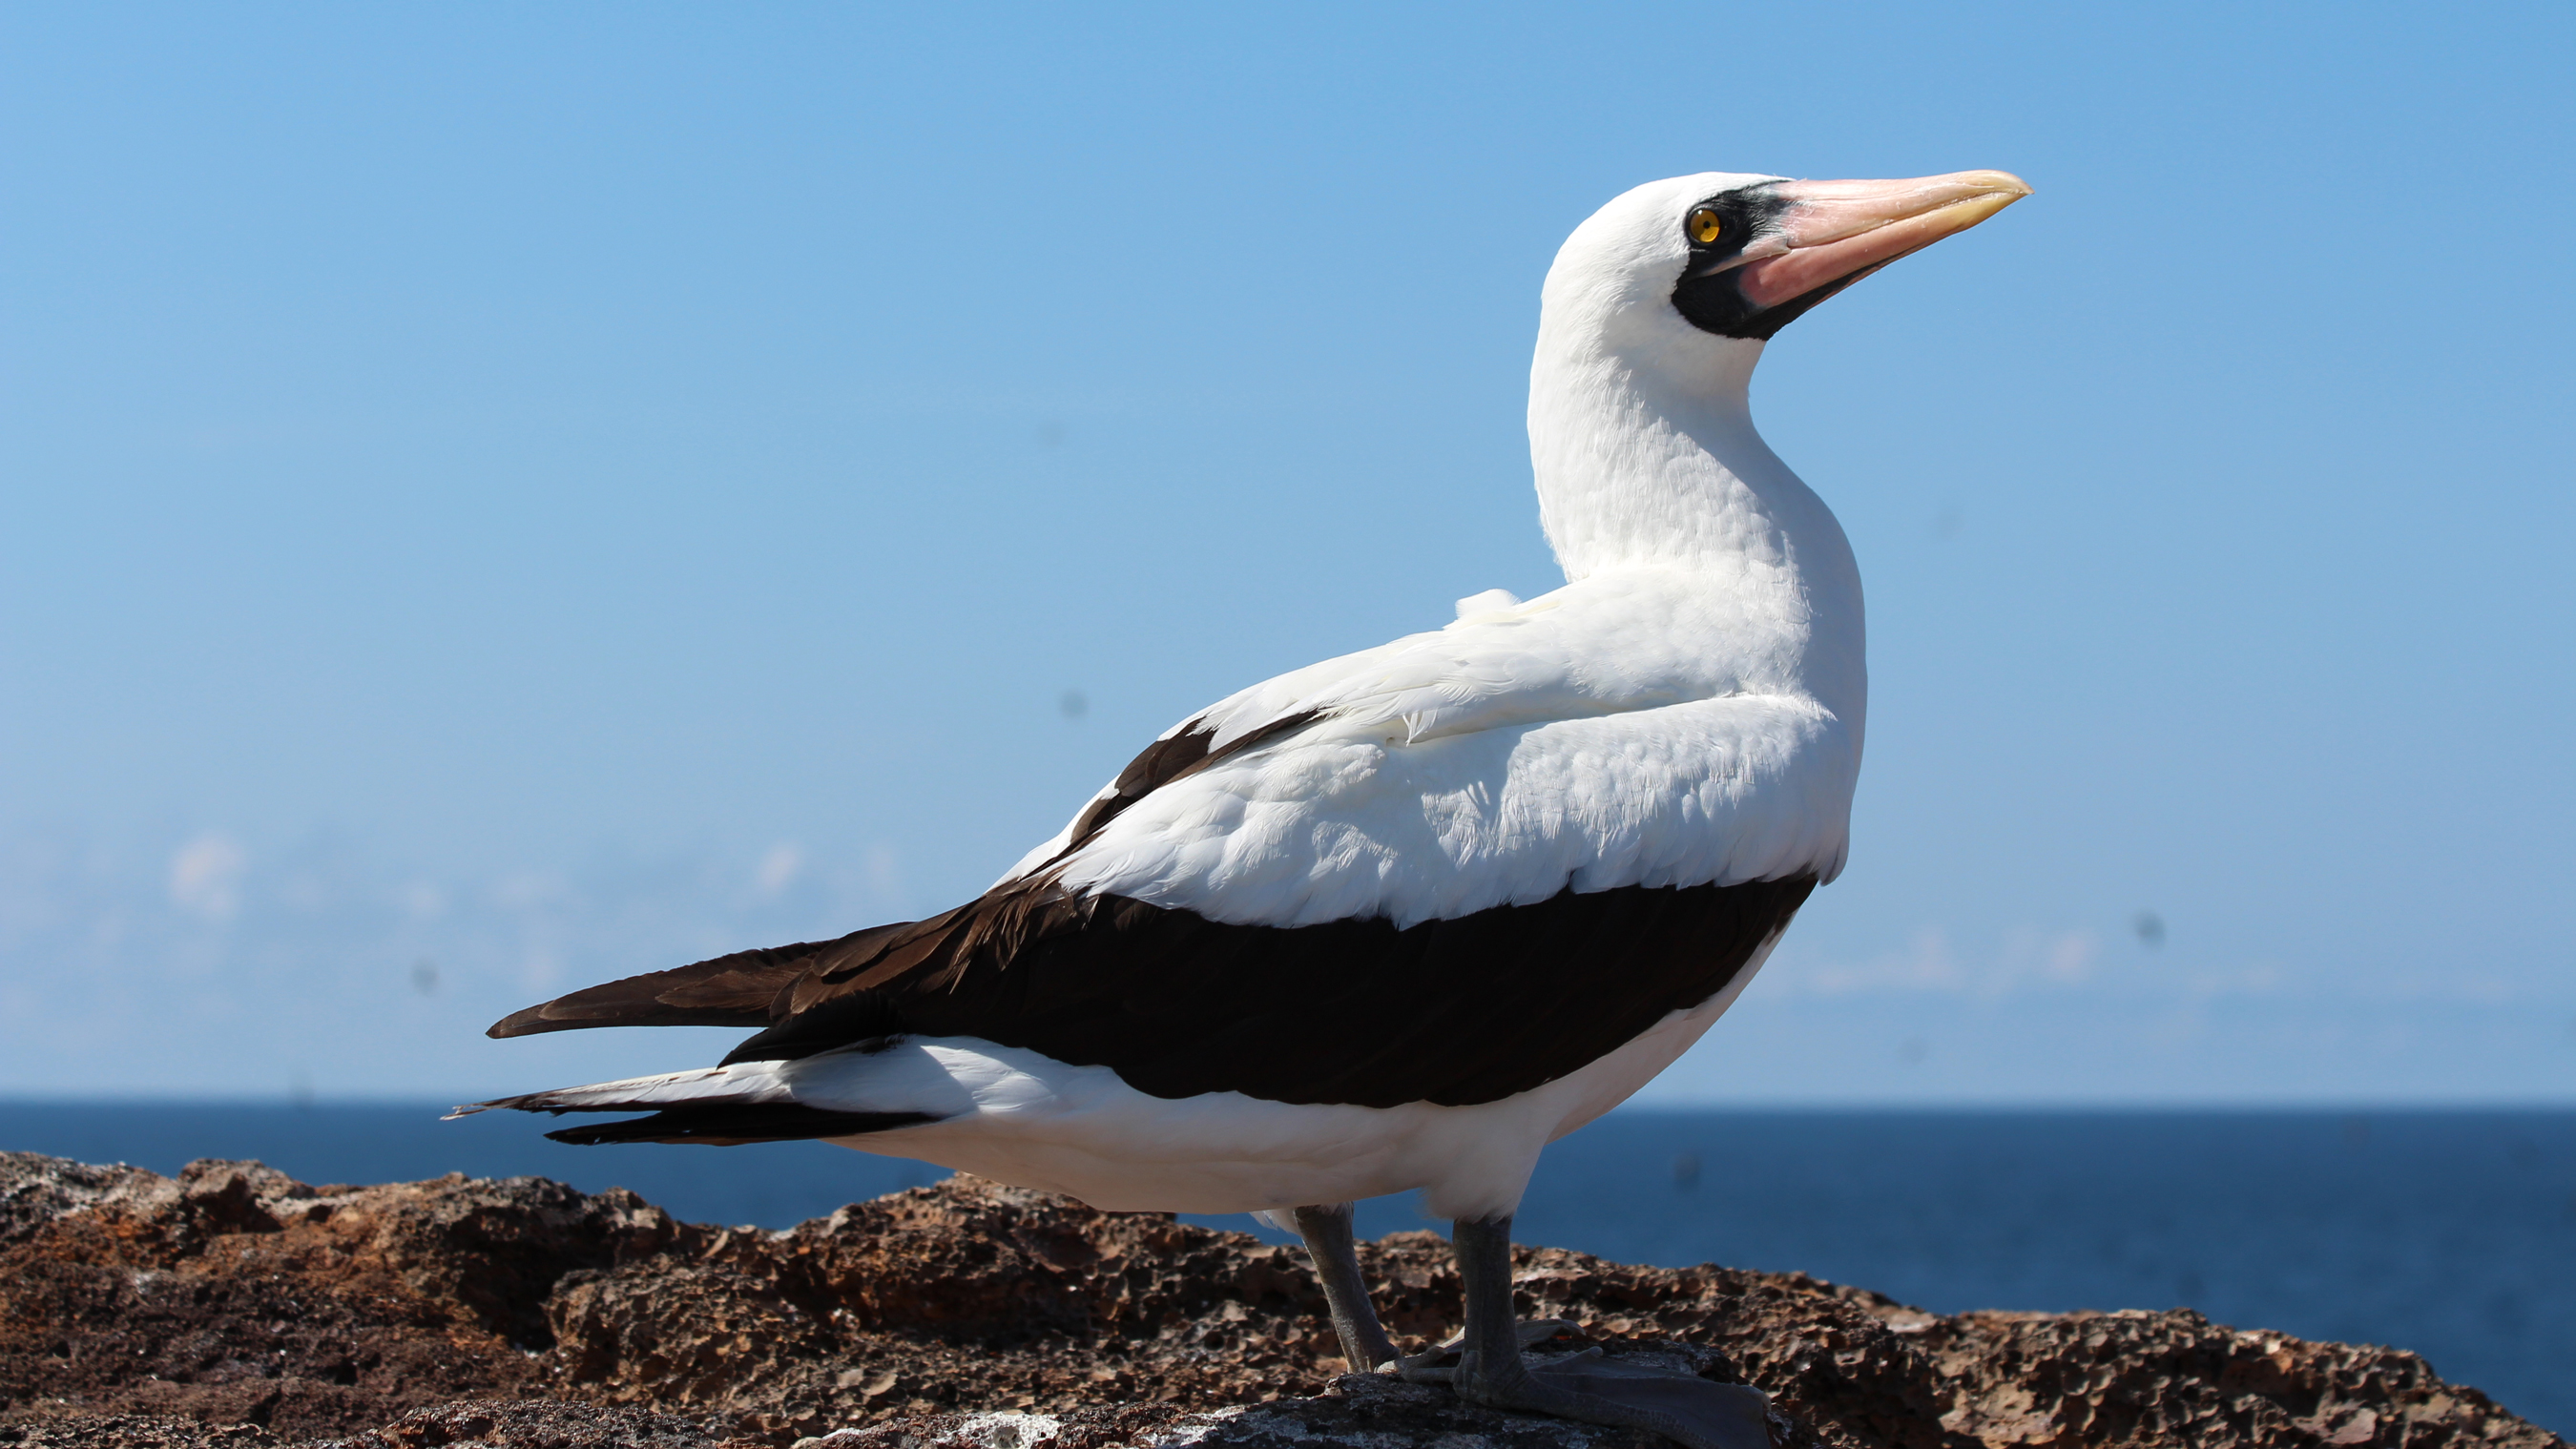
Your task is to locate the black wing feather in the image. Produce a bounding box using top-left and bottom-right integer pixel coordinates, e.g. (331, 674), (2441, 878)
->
(485, 921), (918, 1038)
(544, 1104), (938, 1147)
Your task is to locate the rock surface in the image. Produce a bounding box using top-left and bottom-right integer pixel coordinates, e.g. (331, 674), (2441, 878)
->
(0, 1150), (2554, 1449)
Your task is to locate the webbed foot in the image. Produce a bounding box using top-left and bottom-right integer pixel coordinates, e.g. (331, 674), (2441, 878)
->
(1489, 1352), (1771, 1449)
(1448, 1215), (1770, 1449)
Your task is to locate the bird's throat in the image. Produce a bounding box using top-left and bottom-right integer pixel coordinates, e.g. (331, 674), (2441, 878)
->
(1527, 330), (1825, 584)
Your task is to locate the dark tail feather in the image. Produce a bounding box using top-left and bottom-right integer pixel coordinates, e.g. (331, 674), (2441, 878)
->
(543, 1103), (940, 1147)
(486, 921), (918, 1038)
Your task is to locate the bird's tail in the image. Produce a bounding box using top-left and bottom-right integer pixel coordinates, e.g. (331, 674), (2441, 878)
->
(447, 1062), (937, 1147)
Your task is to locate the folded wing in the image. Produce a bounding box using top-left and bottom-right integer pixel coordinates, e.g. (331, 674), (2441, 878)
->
(488, 579), (1849, 1110)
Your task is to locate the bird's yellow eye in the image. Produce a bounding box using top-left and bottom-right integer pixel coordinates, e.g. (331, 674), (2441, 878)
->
(1688, 207), (1724, 245)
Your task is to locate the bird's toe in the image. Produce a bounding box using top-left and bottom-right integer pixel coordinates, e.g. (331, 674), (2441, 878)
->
(1457, 1353), (1772, 1449)
(1389, 1319), (1581, 1382)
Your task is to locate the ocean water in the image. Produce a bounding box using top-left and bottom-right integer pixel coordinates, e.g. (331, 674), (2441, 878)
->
(4, 1104), (2567, 1435)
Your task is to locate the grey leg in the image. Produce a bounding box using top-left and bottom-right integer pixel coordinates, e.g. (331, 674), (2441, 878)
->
(1449, 1214), (1772, 1449)
(1289, 1203), (1400, 1372)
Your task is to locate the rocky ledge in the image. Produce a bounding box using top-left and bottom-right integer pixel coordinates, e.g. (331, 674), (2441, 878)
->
(0, 1151), (2553, 1449)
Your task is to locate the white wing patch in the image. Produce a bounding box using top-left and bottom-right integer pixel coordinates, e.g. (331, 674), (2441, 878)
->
(1010, 569), (1860, 926)
(1054, 695), (1851, 928)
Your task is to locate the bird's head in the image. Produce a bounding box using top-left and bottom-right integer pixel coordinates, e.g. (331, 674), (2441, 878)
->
(1528, 168), (2028, 579)
(1543, 169), (2030, 351)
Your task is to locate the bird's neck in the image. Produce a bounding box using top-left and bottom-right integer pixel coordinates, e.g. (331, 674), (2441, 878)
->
(1527, 326), (1852, 593)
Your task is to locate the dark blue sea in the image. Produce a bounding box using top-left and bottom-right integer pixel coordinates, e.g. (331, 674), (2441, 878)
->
(7, 1105), (2568, 1436)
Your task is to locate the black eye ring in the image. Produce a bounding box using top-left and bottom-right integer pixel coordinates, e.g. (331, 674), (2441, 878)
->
(1687, 207), (1724, 245)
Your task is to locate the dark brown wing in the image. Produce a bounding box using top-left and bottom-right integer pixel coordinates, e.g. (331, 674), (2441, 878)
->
(710, 872), (1818, 1109)
(485, 921), (920, 1037)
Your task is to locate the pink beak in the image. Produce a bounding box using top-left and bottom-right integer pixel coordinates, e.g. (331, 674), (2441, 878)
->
(1699, 170), (2031, 309)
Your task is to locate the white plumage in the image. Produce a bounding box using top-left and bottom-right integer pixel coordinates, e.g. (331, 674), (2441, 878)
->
(1024, 576), (1858, 931)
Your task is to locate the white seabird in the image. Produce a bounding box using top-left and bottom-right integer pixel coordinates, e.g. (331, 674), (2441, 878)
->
(458, 167), (2030, 1449)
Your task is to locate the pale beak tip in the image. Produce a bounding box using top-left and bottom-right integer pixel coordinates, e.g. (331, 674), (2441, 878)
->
(1968, 169), (2033, 200)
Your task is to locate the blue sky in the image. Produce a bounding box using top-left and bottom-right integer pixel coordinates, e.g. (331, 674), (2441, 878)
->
(1, 2), (2569, 1103)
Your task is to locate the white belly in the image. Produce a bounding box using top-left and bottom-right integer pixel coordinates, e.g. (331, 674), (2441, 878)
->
(793, 935), (1780, 1221)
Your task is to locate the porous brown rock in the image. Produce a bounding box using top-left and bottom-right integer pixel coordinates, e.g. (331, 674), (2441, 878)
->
(0, 1151), (2554, 1449)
